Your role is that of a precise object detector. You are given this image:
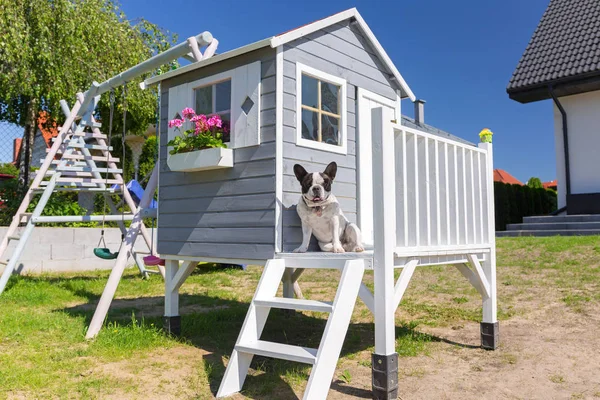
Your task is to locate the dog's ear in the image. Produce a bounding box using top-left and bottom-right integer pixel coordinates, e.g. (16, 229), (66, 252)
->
(323, 162), (337, 181)
(293, 164), (308, 183)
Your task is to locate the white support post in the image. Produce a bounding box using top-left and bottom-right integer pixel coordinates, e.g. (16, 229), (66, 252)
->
(478, 142), (498, 350)
(371, 106), (399, 398)
(165, 260), (180, 317)
(163, 260), (184, 335)
(282, 269), (294, 299)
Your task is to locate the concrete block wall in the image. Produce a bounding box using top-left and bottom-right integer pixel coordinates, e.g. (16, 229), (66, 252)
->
(0, 228), (151, 274)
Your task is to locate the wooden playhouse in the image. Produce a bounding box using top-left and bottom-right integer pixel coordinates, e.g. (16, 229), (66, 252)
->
(140, 8), (499, 400)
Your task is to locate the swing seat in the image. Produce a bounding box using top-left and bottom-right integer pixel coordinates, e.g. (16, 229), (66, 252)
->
(143, 255), (164, 266)
(94, 248), (119, 260)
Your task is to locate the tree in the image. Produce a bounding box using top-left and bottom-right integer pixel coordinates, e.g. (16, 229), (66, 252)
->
(527, 177), (543, 189)
(0, 0), (176, 189)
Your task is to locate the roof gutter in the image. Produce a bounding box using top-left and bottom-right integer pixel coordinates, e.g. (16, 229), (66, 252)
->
(549, 85), (571, 200)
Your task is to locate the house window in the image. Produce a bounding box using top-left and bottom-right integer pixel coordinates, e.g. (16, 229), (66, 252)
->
(194, 79), (232, 142)
(296, 63), (347, 154)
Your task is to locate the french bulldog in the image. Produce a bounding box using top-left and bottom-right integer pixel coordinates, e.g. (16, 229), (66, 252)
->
(293, 162), (364, 253)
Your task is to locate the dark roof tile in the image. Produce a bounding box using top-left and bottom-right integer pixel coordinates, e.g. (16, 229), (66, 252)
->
(507, 0), (600, 92)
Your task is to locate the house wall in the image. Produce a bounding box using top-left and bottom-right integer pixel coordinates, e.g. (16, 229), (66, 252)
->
(157, 48), (277, 260)
(553, 90), (600, 209)
(280, 21), (400, 251)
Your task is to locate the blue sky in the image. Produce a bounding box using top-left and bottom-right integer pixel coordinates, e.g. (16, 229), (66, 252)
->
(120, 0), (551, 183)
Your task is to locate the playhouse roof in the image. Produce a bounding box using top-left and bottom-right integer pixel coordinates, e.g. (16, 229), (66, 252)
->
(507, 0), (600, 103)
(145, 8), (415, 101)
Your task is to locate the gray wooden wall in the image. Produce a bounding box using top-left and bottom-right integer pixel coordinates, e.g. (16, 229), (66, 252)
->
(281, 21), (401, 251)
(158, 48), (277, 260)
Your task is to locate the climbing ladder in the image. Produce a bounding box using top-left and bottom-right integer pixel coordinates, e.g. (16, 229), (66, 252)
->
(0, 94), (158, 295)
(217, 258), (366, 400)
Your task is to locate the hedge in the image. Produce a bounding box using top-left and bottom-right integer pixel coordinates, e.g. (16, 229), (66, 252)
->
(494, 182), (557, 231)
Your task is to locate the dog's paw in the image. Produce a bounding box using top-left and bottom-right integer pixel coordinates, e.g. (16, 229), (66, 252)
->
(353, 246), (364, 253)
(333, 245), (345, 253)
(293, 246), (308, 253)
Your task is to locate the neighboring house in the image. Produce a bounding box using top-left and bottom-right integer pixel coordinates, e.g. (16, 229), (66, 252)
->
(507, 0), (600, 214)
(494, 169), (523, 185)
(12, 111), (59, 169)
(543, 180), (558, 190)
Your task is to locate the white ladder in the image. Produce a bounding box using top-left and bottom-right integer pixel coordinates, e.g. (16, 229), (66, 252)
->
(217, 258), (366, 400)
(0, 94), (158, 295)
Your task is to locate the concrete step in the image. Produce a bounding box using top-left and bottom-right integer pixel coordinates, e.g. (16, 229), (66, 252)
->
(506, 222), (600, 231)
(497, 229), (600, 237)
(523, 214), (600, 224)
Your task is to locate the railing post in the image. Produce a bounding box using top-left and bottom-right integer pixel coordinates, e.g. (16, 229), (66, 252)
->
(478, 142), (498, 350)
(371, 107), (399, 398)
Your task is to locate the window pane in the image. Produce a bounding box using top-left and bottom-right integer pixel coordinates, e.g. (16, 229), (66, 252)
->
(215, 80), (231, 112)
(321, 114), (340, 146)
(195, 86), (212, 115)
(321, 81), (340, 115)
(301, 109), (319, 141)
(301, 74), (319, 108)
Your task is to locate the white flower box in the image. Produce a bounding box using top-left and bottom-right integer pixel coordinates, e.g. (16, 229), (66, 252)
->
(167, 147), (234, 172)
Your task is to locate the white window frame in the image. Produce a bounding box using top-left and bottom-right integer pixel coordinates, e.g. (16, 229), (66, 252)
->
(193, 80), (232, 122)
(296, 63), (347, 155)
(189, 70), (235, 145)
(168, 69), (235, 145)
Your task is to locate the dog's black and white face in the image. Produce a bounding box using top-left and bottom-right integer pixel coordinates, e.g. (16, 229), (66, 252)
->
(293, 162), (337, 204)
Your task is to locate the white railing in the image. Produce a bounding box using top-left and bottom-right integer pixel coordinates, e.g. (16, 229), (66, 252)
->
(371, 107), (495, 257)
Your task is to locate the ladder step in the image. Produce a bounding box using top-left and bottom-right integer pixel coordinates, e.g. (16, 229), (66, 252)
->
(43, 171), (96, 178)
(43, 155), (120, 164)
(254, 298), (333, 313)
(235, 341), (317, 365)
(0, 260), (7, 266)
(55, 166), (123, 174)
(40, 178), (122, 185)
(32, 187), (122, 193)
(68, 143), (113, 151)
(7, 235), (21, 241)
(19, 213), (32, 223)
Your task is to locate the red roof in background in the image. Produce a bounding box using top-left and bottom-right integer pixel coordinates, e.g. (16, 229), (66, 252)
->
(493, 169), (523, 185)
(543, 180), (558, 189)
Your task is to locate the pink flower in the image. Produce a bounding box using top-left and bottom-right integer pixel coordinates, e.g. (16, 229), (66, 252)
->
(168, 118), (183, 128)
(181, 107), (196, 120)
(207, 115), (222, 128)
(222, 121), (230, 134)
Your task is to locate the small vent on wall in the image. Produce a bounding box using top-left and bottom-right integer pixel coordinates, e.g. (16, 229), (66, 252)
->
(241, 96), (254, 116)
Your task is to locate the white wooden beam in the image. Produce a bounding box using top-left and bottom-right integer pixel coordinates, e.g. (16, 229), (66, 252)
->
(203, 39), (219, 59)
(393, 259), (418, 310)
(167, 261), (198, 293)
(187, 36), (203, 61)
(358, 283), (374, 314)
(467, 254), (491, 298)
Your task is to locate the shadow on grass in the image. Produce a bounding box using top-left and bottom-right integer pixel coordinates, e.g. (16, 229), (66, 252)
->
(5, 271), (480, 399)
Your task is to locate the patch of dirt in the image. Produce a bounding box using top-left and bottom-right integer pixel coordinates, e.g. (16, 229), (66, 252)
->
(92, 346), (214, 399)
(327, 302), (600, 400)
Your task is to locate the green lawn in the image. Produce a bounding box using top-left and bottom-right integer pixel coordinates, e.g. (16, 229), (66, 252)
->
(0, 236), (599, 399)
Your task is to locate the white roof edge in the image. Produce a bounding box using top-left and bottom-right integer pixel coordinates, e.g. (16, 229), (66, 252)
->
(270, 8), (416, 101)
(269, 8), (357, 48)
(145, 8), (416, 102)
(144, 38), (273, 87)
